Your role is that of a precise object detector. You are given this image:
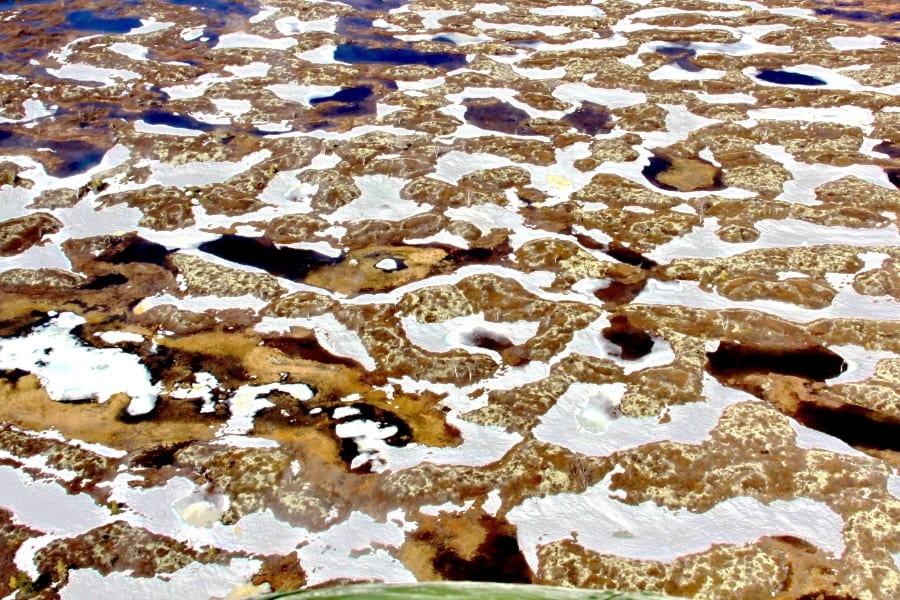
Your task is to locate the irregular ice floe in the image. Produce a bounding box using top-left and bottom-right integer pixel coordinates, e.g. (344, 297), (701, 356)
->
(0, 185), (33, 220)
(827, 345), (900, 385)
(325, 174), (427, 223)
(533, 5), (604, 18)
(191, 98), (253, 125)
(828, 35), (884, 50)
(507, 466), (846, 571)
(417, 9), (464, 29)
(0, 312), (159, 415)
(534, 376), (749, 457)
(789, 420), (866, 457)
(162, 63), (271, 100)
(214, 32), (298, 50)
(46, 63), (140, 86)
(146, 149), (270, 187)
(297, 44), (340, 65)
(110, 475), (311, 555)
(745, 106), (875, 132)
(276, 15), (338, 34)
(61, 559), (264, 600)
(134, 120), (203, 136)
(180, 27), (204, 42)
(552, 83), (647, 109)
(297, 511), (416, 586)
(266, 83), (343, 106)
(420, 499), (477, 516)
(635, 279), (900, 324)
(1, 466), (109, 574)
(889, 475), (900, 500)
(404, 230), (470, 249)
(432, 151), (516, 184)
(223, 382), (314, 436)
(334, 402), (522, 473)
(472, 3), (508, 14)
(555, 316), (676, 375)
(744, 65), (900, 95)
(400, 312), (540, 361)
(691, 91), (757, 104)
(0, 99), (55, 124)
(647, 217), (900, 262)
(0, 242), (73, 272)
(95, 331), (144, 345)
(52, 197), (142, 239)
(134, 293), (270, 316)
(757, 144), (893, 204)
(128, 19), (172, 35)
(108, 42), (149, 61)
(474, 19), (571, 36)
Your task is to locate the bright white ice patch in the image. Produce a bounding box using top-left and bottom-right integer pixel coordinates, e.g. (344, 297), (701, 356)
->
(95, 331), (144, 345)
(534, 376), (749, 457)
(325, 174), (427, 223)
(214, 32), (297, 50)
(109, 42), (149, 61)
(507, 468), (846, 571)
(276, 15), (338, 34)
(828, 36), (884, 50)
(401, 312), (540, 361)
(297, 511), (415, 586)
(223, 382), (314, 436)
(47, 63), (140, 86)
(61, 559), (263, 600)
(148, 149), (270, 187)
(0, 465), (109, 536)
(0, 312), (159, 415)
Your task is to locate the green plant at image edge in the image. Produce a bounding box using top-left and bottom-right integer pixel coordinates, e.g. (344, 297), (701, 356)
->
(260, 582), (677, 600)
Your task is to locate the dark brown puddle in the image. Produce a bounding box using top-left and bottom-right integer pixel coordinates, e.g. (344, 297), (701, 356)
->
(794, 398), (900, 453)
(463, 99), (534, 136)
(707, 341), (847, 381)
(602, 315), (654, 360)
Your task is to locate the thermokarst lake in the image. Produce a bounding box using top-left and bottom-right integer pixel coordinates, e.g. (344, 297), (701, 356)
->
(0, 0), (898, 598)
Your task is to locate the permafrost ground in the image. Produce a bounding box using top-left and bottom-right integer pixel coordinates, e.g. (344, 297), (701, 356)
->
(0, 0), (898, 598)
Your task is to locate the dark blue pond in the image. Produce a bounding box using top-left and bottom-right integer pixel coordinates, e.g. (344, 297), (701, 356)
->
(432, 35), (457, 45)
(655, 45), (702, 72)
(464, 100), (534, 136)
(813, 6), (899, 23)
(334, 43), (467, 70)
(336, 16), (394, 43)
(199, 235), (343, 281)
(0, 128), (106, 177)
(310, 86), (376, 118)
(311, 86), (374, 106)
(0, 0), (54, 8)
(563, 102), (613, 136)
(339, 0), (407, 11)
(163, 0), (258, 18)
(756, 69), (827, 86)
(139, 110), (216, 132)
(64, 10), (142, 34)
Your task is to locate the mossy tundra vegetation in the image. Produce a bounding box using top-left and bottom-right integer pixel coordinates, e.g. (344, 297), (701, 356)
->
(0, 0), (899, 598)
